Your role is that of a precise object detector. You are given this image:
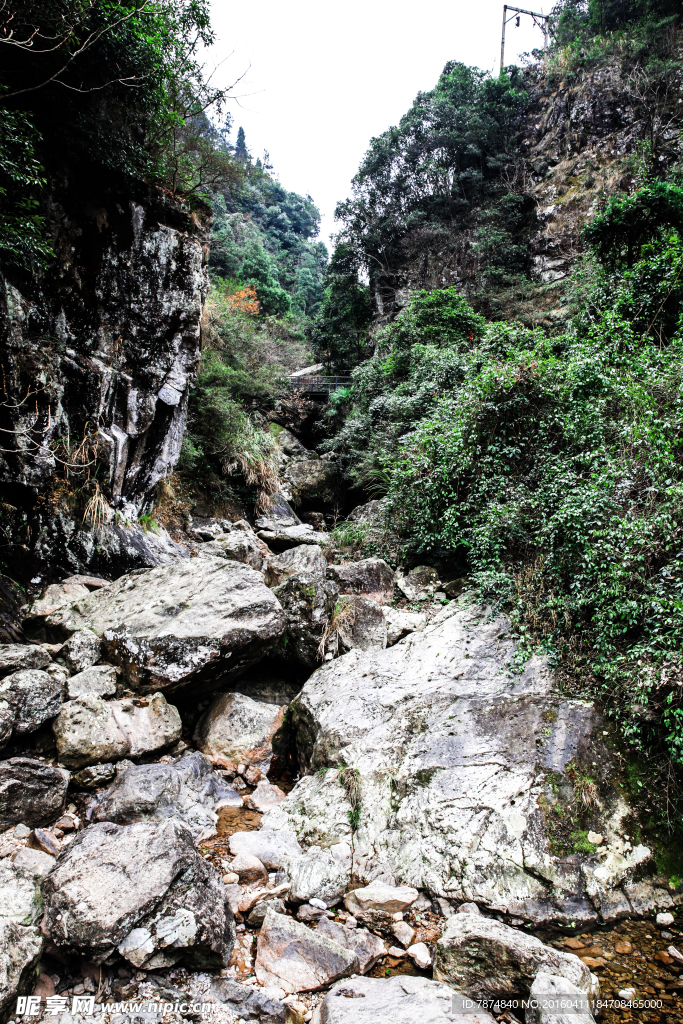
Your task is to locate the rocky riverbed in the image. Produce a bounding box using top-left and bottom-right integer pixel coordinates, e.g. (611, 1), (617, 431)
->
(1, 501), (682, 1024)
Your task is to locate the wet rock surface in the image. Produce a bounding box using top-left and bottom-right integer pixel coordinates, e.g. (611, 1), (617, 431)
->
(90, 751), (243, 839)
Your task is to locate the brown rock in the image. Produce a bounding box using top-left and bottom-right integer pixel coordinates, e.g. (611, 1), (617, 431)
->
(244, 781), (286, 814)
(614, 941), (632, 954)
(229, 852), (268, 886)
(580, 956), (605, 968)
(564, 938), (586, 950)
(29, 828), (61, 856)
(655, 950), (674, 964)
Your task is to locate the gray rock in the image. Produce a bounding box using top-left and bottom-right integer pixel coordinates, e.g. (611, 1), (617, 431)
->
(11, 847), (56, 877)
(0, 645), (51, 678)
(193, 692), (284, 772)
(258, 524), (330, 553)
(244, 781), (286, 814)
(42, 819), (235, 968)
(230, 851), (269, 885)
(273, 571), (339, 668)
(434, 914), (596, 1000)
(63, 629), (102, 673)
(67, 664), (117, 700)
(383, 607), (426, 646)
(265, 544), (328, 589)
(265, 600), (640, 926)
(229, 828), (302, 870)
(0, 758), (70, 831)
(208, 978), (291, 1023)
(327, 558), (395, 605)
(53, 692), (181, 769)
(71, 763), (116, 789)
(344, 882), (418, 929)
(255, 908), (358, 994)
(247, 896), (286, 927)
(90, 751), (242, 840)
(315, 917), (385, 974)
(313, 976), (497, 1024)
(341, 596), (387, 652)
(45, 558), (286, 695)
(0, 859), (45, 1023)
(196, 520), (271, 571)
(25, 582), (91, 624)
(0, 669), (65, 748)
(285, 844), (351, 906)
(283, 458), (339, 509)
(526, 972), (596, 1024)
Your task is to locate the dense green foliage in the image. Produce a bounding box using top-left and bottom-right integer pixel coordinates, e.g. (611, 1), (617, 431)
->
(552, 0), (680, 44)
(323, 184), (683, 816)
(307, 244), (373, 373)
(209, 129), (327, 316)
(0, 109), (53, 272)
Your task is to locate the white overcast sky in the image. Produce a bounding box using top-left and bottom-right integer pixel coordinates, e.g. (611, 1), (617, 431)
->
(207, 0), (552, 251)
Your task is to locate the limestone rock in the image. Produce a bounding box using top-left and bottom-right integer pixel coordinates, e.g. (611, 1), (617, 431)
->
(283, 458), (339, 508)
(345, 882), (418, 918)
(12, 848), (55, 877)
(0, 758), (70, 831)
(0, 645), (51, 678)
(90, 751), (242, 840)
(53, 692), (181, 769)
(270, 600), (634, 926)
(408, 941), (432, 969)
(247, 896), (286, 928)
(208, 978), (291, 1023)
(327, 558), (395, 605)
(255, 908), (358, 994)
(265, 544), (328, 589)
(434, 914), (595, 1000)
(63, 629), (101, 673)
(0, 860), (45, 1024)
(285, 845), (351, 906)
(315, 917), (386, 974)
(314, 976), (497, 1024)
(67, 664), (117, 700)
(273, 572), (339, 668)
(196, 520), (271, 571)
(526, 972), (596, 1024)
(46, 558), (286, 695)
(341, 596), (387, 652)
(257, 498), (329, 553)
(383, 607), (426, 646)
(194, 692), (285, 772)
(42, 819), (235, 967)
(229, 828), (302, 870)
(71, 763), (116, 789)
(25, 582), (91, 624)
(229, 852), (268, 886)
(244, 781), (286, 814)
(0, 669), (65, 748)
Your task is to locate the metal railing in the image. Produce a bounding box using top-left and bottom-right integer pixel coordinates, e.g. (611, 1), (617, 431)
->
(287, 375), (352, 396)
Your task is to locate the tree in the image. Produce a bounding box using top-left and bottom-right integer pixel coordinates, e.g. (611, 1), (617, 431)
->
(307, 244), (372, 372)
(239, 243), (291, 316)
(235, 126), (249, 163)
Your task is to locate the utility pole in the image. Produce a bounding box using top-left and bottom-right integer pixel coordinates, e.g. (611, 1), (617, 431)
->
(500, 5), (550, 75)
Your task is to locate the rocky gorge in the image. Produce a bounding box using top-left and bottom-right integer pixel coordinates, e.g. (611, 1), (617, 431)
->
(0, 490), (682, 1024)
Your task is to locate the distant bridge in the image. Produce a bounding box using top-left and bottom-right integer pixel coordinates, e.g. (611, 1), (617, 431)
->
(287, 365), (352, 397)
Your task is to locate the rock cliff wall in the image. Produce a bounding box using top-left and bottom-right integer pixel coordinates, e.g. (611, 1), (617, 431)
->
(0, 181), (210, 580)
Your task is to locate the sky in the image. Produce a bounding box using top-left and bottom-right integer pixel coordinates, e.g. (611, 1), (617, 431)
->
(207, 0), (553, 252)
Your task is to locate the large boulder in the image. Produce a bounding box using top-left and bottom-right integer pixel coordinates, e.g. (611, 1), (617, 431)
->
(326, 558), (395, 605)
(193, 692), (285, 773)
(273, 572), (339, 668)
(255, 908), (358, 994)
(0, 758), (69, 831)
(90, 751), (242, 840)
(0, 645), (51, 677)
(0, 669), (65, 749)
(62, 629), (101, 673)
(283, 458), (339, 508)
(340, 596), (387, 652)
(313, 976), (497, 1024)
(53, 692), (181, 768)
(0, 859), (45, 1024)
(66, 664), (117, 699)
(42, 819), (235, 968)
(45, 557), (286, 695)
(433, 914), (596, 1000)
(256, 495), (329, 552)
(24, 581), (92, 625)
(262, 600), (646, 927)
(229, 828), (302, 870)
(314, 917), (386, 974)
(196, 520), (271, 571)
(265, 544), (328, 589)
(527, 972), (596, 1024)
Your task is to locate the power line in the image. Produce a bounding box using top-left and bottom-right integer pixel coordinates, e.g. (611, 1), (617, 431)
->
(500, 4), (550, 74)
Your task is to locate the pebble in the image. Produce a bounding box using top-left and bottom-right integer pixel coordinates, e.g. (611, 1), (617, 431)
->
(657, 912), (675, 927)
(309, 897), (327, 910)
(14, 823), (31, 839)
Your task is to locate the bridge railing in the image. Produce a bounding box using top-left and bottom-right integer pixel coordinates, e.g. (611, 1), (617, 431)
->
(287, 375), (353, 396)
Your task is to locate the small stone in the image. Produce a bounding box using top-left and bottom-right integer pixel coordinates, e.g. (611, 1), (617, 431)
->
(230, 852), (269, 886)
(657, 913), (675, 927)
(13, 823), (31, 839)
(386, 945), (407, 958)
(63, 630), (102, 674)
(298, 904), (327, 923)
(309, 898), (327, 910)
(618, 987), (636, 999)
(457, 902), (481, 916)
(54, 816), (76, 831)
(248, 897), (286, 928)
(392, 920), (416, 948)
(564, 937), (586, 949)
(614, 940), (632, 954)
(29, 828), (61, 856)
(668, 945), (683, 963)
(244, 781), (286, 814)
(407, 942), (432, 969)
(71, 763), (116, 789)
(12, 847), (56, 876)
(222, 872), (239, 884)
(587, 831), (603, 845)
(244, 766), (263, 786)
(67, 664), (117, 700)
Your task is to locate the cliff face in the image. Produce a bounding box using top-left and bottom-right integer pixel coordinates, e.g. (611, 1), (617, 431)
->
(0, 182), (210, 581)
